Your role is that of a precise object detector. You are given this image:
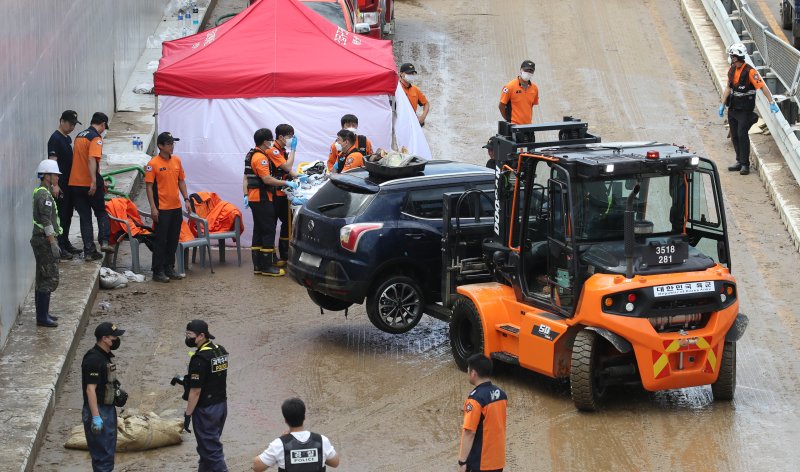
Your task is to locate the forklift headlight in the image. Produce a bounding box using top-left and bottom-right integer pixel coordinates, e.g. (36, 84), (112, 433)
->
(605, 164), (614, 173)
(690, 157), (700, 166)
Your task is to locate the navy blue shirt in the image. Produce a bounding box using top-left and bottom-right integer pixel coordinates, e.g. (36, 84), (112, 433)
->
(47, 130), (73, 185)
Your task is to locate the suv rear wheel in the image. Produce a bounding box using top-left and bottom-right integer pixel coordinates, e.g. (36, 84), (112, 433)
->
(307, 289), (353, 312)
(366, 275), (424, 334)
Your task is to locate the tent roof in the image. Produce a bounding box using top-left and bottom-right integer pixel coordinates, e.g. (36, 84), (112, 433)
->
(154, 0), (398, 98)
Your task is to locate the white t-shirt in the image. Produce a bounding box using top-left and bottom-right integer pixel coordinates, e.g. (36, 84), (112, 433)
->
(258, 431), (336, 468)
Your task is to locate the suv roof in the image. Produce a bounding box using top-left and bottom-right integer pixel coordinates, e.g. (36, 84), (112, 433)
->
(334, 160), (494, 191)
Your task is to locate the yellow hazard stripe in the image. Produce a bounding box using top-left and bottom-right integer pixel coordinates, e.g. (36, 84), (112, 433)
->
(665, 340), (681, 353)
(653, 354), (669, 377)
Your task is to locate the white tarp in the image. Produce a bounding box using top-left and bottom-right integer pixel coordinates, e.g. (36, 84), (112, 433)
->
(158, 91), (430, 246)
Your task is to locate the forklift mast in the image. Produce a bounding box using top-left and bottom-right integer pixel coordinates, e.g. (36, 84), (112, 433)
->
(489, 117), (600, 245)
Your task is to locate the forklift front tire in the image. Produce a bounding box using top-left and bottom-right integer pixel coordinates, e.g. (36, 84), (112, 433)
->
(571, 329), (608, 412)
(711, 341), (736, 401)
(449, 296), (485, 371)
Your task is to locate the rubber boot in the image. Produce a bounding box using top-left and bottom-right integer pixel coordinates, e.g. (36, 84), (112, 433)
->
(260, 249), (285, 277)
(35, 291), (58, 327)
(251, 247), (262, 275)
(275, 238), (289, 267)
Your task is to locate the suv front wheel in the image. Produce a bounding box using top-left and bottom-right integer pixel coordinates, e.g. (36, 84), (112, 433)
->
(366, 275), (424, 334)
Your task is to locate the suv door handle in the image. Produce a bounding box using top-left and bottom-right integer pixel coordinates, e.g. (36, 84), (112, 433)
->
(405, 233), (424, 239)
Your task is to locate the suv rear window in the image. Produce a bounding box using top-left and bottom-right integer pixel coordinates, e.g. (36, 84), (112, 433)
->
(307, 180), (376, 218)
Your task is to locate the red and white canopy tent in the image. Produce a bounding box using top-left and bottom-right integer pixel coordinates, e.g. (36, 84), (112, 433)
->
(154, 0), (429, 244)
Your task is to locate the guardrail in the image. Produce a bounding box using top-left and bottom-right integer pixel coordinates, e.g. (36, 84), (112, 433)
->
(703, 0), (800, 188)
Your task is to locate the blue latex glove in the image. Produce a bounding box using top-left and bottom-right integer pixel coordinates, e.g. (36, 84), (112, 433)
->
(297, 174), (309, 184)
(770, 102), (780, 114)
(243, 195), (249, 209)
(91, 416), (103, 434)
(289, 136), (298, 151)
(292, 197), (308, 206)
(333, 161), (341, 172)
(718, 104), (725, 118)
(284, 180), (299, 190)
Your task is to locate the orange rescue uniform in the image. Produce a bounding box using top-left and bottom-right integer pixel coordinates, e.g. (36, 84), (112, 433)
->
(144, 154), (186, 210)
(339, 144), (365, 172)
(402, 82), (428, 111)
(499, 78), (539, 125)
(327, 136), (373, 171)
(266, 144), (290, 197)
(731, 63), (765, 90)
(69, 129), (103, 187)
(462, 381), (507, 471)
(248, 150), (274, 203)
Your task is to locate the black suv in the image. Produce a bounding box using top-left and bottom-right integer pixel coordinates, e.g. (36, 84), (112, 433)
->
(288, 160), (494, 333)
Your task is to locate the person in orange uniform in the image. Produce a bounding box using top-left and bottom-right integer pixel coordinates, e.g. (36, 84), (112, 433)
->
(332, 130), (366, 173)
(498, 60), (539, 125)
(327, 114), (373, 172)
(399, 63), (430, 126)
(267, 124), (300, 268)
(145, 132), (191, 283)
(458, 354), (507, 472)
(245, 128), (290, 277)
(719, 42), (780, 176)
(69, 112), (113, 261)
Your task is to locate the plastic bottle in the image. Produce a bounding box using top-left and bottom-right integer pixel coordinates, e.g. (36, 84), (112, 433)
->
(192, 2), (199, 26)
(177, 12), (185, 36)
(185, 11), (192, 29)
(136, 137), (142, 151)
(132, 137), (137, 151)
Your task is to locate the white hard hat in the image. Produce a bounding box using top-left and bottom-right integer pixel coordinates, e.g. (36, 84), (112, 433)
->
(36, 159), (61, 176)
(728, 43), (747, 58)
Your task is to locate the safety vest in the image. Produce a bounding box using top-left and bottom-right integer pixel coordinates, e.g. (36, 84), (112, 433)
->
(278, 432), (325, 472)
(192, 341), (229, 407)
(244, 148), (274, 202)
(728, 64), (757, 112)
(335, 145), (363, 172)
(32, 186), (62, 236)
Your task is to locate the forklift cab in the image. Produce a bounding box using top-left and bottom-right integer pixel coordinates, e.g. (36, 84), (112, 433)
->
(505, 144), (731, 317)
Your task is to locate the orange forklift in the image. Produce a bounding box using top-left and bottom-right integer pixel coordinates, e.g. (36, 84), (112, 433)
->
(441, 118), (748, 410)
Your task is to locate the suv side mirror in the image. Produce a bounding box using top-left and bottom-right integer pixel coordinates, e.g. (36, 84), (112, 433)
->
(354, 22), (371, 34)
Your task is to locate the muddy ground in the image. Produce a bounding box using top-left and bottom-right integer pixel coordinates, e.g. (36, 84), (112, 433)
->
(34, 0), (800, 470)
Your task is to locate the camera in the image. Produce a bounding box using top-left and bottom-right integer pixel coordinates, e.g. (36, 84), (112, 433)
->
(170, 374), (190, 401)
(170, 374), (184, 386)
(113, 380), (128, 407)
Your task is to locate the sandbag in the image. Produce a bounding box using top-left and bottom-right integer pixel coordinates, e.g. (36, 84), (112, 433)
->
(99, 268), (128, 290)
(64, 411), (183, 452)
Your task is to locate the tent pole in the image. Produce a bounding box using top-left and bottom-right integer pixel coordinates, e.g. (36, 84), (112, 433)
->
(390, 95), (397, 151)
(154, 94), (159, 142)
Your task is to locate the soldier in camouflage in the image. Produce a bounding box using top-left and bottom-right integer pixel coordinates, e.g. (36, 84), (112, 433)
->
(31, 159), (63, 327)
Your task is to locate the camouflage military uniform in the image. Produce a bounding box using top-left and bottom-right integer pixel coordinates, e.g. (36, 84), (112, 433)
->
(31, 186), (61, 293)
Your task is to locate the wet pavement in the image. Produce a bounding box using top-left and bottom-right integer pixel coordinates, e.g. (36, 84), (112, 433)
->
(33, 0), (800, 470)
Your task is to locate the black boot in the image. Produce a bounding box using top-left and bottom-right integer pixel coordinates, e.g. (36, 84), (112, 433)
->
(35, 291), (58, 327)
(260, 249), (285, 277)
(276, 239), (289, 267)
(251, 248), (262, 275)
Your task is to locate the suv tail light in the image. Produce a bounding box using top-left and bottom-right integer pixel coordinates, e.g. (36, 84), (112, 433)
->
(340, 223), (383, 252)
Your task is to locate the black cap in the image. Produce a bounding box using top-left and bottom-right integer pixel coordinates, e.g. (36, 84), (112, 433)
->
(186, 319), (215, 339)
(482, 138), (493, 149)
(399, 63), (416, 74)
(157, 132), (180, 145)
(90, 112), (110, 130)
(95, 322), (125, 339)
(60, 110), (82, 125)
(520, 60), (535, 72)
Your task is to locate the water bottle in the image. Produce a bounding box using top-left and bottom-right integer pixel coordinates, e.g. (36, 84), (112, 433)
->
(178, 12), (185, 36)
(132, 137), (137, 151)
(185, 11), (192, 29)
(192, 3), (199, 26)
(136, 137), (142, 151)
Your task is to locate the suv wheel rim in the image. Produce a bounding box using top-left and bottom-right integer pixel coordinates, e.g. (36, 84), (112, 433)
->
(377, 282), (420, 328)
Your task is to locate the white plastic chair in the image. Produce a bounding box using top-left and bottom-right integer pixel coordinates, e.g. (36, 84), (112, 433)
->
(175, 212), (214, 275)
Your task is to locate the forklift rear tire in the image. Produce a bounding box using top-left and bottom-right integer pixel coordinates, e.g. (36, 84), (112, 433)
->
(570, 329), (608, 412)
(711, 341), (736, 401)
(306, 289), (353, 312)
(449, 296), (485, 371)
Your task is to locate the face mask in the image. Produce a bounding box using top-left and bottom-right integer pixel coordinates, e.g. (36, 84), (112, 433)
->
(403, 74), (415, 84)
(101, 130), (108, 139)
(334, 142), (343, 152)
(345, 127), (357, 133)
(185, 336), (196, 348)
(520, 71), (533, 81)
(110, 338), (121, 351)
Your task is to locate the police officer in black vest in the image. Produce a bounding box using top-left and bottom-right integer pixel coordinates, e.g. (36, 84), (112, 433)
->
(184, 320), (230, 472)
(252, 397), (340, 471)
(81, 322), (126, 472)
(719, 42), (779, 176)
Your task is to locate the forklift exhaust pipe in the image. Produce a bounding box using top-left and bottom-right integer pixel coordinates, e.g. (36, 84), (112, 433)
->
(624, 185), (641, 279)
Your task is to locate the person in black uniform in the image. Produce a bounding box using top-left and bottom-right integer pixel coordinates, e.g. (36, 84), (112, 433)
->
(252, 397), (339, 471)
(184, 320), (230, 472)
(48, 110), (82, 259)
(81, 322), (126, 472)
